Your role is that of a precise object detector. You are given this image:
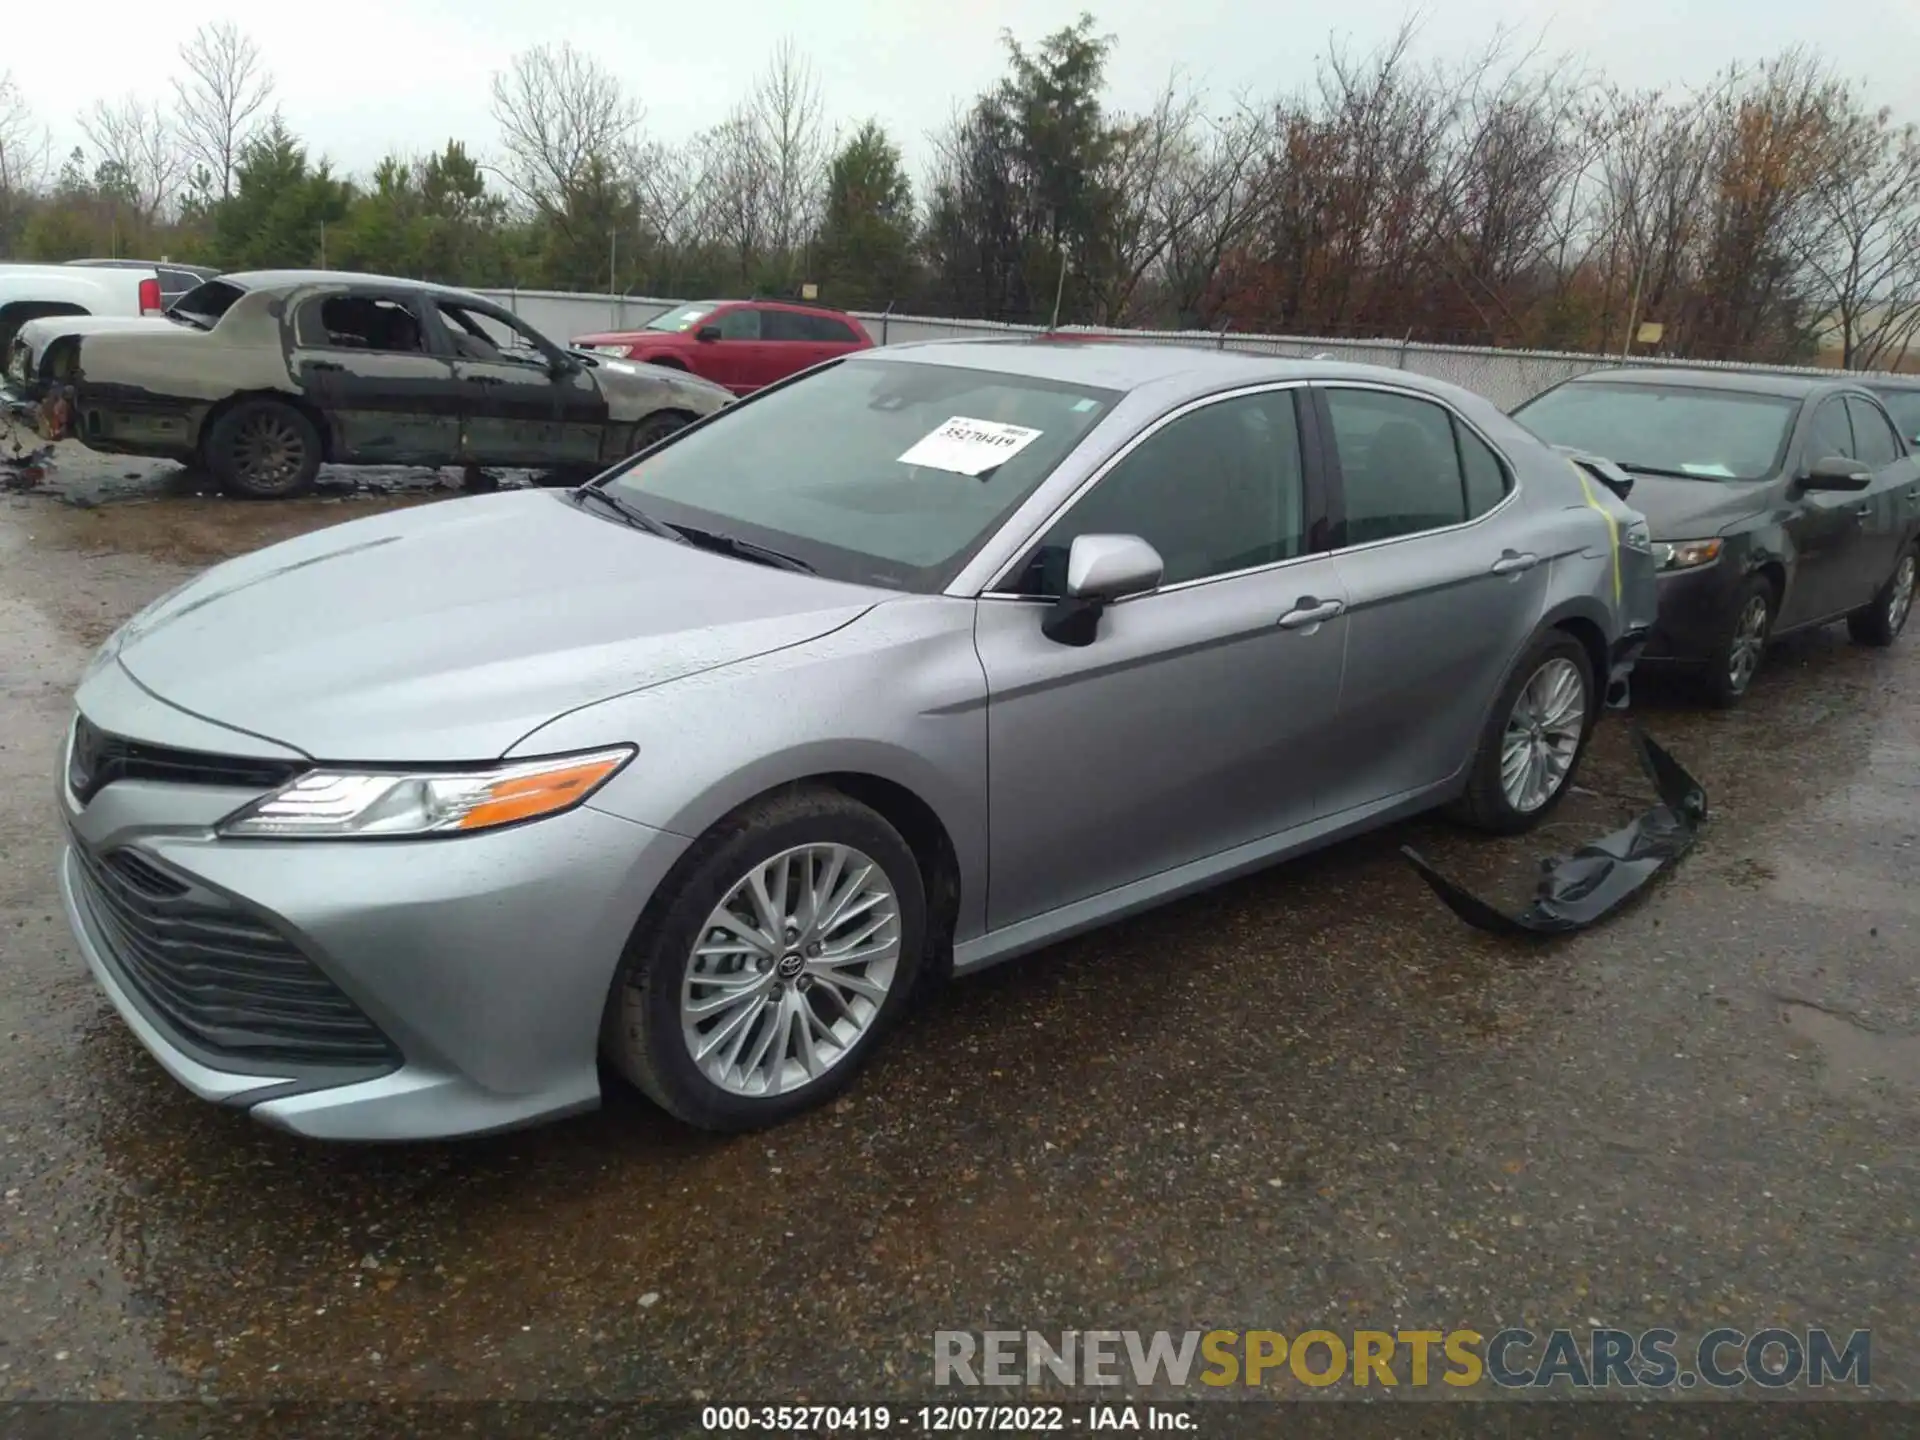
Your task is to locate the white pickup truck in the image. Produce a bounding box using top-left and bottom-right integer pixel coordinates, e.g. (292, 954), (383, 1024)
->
(0, 258), (217, 361)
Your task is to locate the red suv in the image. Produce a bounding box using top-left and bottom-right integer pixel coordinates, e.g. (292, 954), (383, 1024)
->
(573, 299), (874, 396)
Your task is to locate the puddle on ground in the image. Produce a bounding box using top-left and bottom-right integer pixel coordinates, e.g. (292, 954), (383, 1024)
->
(1780, 1000), (1920, 1104)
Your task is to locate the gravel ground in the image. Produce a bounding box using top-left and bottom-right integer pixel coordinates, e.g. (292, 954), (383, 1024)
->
(1, 442), (1916, 1411)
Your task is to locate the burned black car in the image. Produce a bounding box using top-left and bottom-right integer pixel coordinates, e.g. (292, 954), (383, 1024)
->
(1, 271), (733, 498)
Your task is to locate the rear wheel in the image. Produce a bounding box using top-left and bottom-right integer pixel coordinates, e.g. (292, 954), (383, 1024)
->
(1847, 544), (1917, 647)
(204, 398), (322, 499)
(602, 787), (926, 1131)
(1699, 575), (1775, 708)
(1453, 631), (1594, 834)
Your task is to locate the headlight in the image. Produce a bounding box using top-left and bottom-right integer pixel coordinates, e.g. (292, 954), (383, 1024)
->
(1623, 519), (1653, 554)
(217, 747), (633, 839)
(1654, 538), (1723, 572)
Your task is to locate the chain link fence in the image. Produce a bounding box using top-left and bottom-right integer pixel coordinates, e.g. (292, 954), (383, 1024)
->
(478, 287), (1845, 411)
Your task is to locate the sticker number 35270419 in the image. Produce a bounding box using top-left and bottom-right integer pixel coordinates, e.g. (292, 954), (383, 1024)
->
(897, 416), (1044, 476)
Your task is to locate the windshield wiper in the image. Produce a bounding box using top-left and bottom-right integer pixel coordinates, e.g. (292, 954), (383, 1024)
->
(571, 485), (688, 542)
(667, 523), (816, 574)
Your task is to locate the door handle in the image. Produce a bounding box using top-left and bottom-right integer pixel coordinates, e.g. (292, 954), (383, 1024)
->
(467, 375), (504, 386)
(1277, 598), (1344, 629)
(1854, 505), (1874, 518)
(1490, 551), (1540, 575)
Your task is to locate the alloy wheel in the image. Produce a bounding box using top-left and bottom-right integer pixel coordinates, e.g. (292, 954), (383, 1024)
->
(232, 411), (307, 488)
(680, 843), (901, 1098)
(1499, 656), (1587, 814)
(1728, 594), (1771, 693)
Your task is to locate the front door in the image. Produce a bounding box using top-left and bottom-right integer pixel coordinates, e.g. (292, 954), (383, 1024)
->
(286, 289), (460, 464)
(974, 386), (1347, 930)
(1781, 397), (1872, 627)
(705, 305), (778, 393)
(430, 298), (608, 468)
(1315, 383), (1553, 812)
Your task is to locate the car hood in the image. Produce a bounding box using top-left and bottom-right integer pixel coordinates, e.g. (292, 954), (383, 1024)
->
(108, 489), (884, 761)
(1611, 473), (1770, 538)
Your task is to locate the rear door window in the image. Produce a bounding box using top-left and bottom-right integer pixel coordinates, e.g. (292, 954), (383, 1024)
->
(1323, 388), (1472, 545)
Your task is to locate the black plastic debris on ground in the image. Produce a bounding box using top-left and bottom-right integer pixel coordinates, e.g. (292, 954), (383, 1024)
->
(1403, 729), (1709, 936)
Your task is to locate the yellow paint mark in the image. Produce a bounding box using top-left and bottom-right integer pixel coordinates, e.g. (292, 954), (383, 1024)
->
(1570, 459), (1622, 605)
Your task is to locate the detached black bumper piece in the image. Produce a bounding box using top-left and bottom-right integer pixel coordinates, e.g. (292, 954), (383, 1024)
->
(1402, 729), (1707, 936)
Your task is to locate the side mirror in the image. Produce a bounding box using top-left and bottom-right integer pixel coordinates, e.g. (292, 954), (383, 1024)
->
(1800, 454), (1872, 491)
(695, 325), (722, 343)
(548, 352), (581, 379)
(1041, 534), (1165, 647)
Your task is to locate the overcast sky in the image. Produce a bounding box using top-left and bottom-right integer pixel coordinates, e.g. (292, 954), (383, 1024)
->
(8, 0), (1917, 185)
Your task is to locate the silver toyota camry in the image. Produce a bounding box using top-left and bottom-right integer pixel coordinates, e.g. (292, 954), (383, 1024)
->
(56, 342), (1656, 1140)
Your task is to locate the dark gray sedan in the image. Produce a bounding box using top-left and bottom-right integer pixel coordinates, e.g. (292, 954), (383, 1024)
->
(1514, 368), (1920, 706)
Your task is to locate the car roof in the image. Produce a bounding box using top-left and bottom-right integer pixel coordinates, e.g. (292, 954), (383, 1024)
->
(216, 270), (490, 303)
(1862, 373), (1920, 392)
(1555, 366), (1854, 399)
(848, 338), (1474, 401)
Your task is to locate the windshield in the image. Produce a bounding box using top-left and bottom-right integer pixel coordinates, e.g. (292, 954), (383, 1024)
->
(645, 303), (719, 334)
(601, 357), (1121, 591)
(1513, 382), (1798, 481)
(1875, 389), (1920, 446)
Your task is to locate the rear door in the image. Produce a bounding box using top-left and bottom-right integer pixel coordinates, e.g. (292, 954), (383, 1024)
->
(285, 287), (461, 464)
(760, 307), (822, 382)
(429, 297), (608, 467)
(1844, 394), (1920, 589)
(1315, 383), (1551, 814)
(974, 385), (1347, 928)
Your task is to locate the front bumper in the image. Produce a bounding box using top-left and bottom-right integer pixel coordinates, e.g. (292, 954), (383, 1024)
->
(58, 726), (692, 1141)
(1638, 561), (1742, 666)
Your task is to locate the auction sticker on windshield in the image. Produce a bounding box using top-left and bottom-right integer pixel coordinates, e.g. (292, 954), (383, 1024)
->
(898, 417), (1043, 476)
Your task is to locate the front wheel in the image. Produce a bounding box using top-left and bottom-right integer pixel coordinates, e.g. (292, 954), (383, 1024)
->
(629, 409), (695, 454)
(1452, 632), (1594, 835)
(1699, 575), (1775, 708)
(204, 399), (323, 499)
(602, 788), (927, 1131)
(1847, 544), (1917, 648)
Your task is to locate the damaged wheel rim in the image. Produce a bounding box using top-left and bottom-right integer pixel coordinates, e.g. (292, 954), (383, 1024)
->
(1729, 595), (1770, 691)
(680, 843), (900, 1099)
(1890, 555), (1915, 635)
(234, 414), (303, 485)
(1500, 657), (1586, 814)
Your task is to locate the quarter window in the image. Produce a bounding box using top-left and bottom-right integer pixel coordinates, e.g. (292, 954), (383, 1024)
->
(1014, 390), (1309, 595)
(1808, 399), (1855, 462)
(1325, 388), (1483, 545)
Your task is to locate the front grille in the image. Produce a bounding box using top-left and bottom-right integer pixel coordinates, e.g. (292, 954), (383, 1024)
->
(72, 840), (398, 1072)
(68, 714), (307, 806)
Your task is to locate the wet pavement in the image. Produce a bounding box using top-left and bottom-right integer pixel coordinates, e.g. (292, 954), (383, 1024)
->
(1, 442), (1916, 1406)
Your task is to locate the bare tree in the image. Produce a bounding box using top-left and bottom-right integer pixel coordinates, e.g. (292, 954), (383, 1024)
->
(751, 38), (828, 268)
(81, 96), (183, 226)
(0, 71), (50, 253)
(171, 21), (275, 201)
(1798, 102), (1920, 370)
(489, 41), (643, 220)
(692, 106), (777, 283)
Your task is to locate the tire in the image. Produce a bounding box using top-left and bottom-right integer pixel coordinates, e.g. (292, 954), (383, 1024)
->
(203, 398), (323, 499)
(1698, 574), (1776, 709)
(1846, 543), (1917, 648)
(1453, 631), (1595, 835)
(602, 787), (927, 1132)
(630, 409), (694, 453)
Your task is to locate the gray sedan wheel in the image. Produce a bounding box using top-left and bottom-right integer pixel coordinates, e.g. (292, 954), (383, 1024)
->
(1453, 631), (1594, 835)
(1847, 544), (1917, 648)
(603, 788), (926, 1131)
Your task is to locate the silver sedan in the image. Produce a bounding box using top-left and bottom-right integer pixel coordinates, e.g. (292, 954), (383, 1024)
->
(55, 343), (1656, 1140)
